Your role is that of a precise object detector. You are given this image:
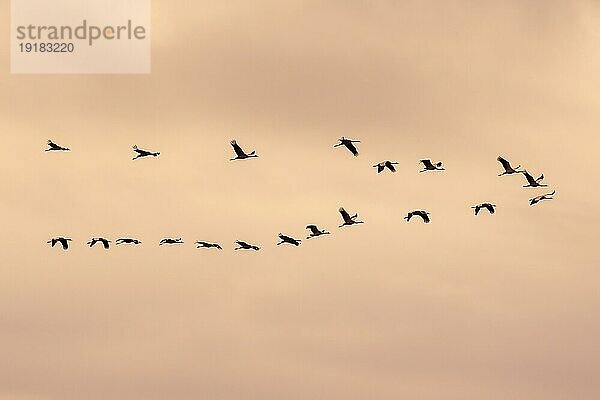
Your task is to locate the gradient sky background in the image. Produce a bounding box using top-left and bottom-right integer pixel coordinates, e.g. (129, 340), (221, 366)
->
(2, 1), (600, 399)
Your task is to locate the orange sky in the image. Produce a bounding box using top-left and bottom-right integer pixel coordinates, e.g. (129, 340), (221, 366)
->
(1, 1), (600, 399)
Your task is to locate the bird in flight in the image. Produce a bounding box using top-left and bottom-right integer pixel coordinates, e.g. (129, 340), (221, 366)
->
(159, 238), (184, 245)
(234, 240), (260, 251)
(87, 237), (111, 249)
(471, 203), (496, 215)
(373, 160), (399, 173)
(338, 207), (364, 227)
(305, 225), (330, 239)
(404, 210), (431, 223)
(334, 137), (360, 156)
(521, 170), (547, 188)
(529, 190), (555, 206)
(132, 145), (160, 160)
(46, 140), (70, 152)
(115, 238), (141, 245)
(419, 159), (444, 172)
(195, 241), (222, 250)
(47, 237), (72, 250)
(277, 233), (302, 246)
(230, 140), (258, 161)
(497, 156), (522, 176)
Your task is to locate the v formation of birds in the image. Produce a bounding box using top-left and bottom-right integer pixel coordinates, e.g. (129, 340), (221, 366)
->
(45, 138), (556, 251)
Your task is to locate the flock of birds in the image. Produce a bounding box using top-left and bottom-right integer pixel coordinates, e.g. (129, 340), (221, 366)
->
(45, 137), (556, 251)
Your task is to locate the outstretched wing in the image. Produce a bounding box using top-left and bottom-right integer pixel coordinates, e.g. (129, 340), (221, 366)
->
(420, 159), (434, 169)
(497, 156), (512, 172)
(416, 211), (430, 223)
(344, 142), (359, 156)
(230, 140), (247, 158)
(339, 207), (353, 223)
(522, 171), (537, 185)
(47, 140), (68, 151)
(279, 234), (294, 242)
(485, 204), (495, 214)
(306, 225), (320, 234)
(102, 239), (110, 249)
(60, 238), (69, 250)
(385, 161), (397, 172)
(132, 145), (146, 155)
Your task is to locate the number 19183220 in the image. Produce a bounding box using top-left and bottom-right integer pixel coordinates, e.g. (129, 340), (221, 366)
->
(19, 42), (74, 53)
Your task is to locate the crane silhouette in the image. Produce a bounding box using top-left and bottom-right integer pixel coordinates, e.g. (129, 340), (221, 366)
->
(373, 161), (399, 173)
(471, 203), (496, 215)
(338, 207), (364, 227)
(529, 190), (555, 206)
(87, 237), (111, 249)
(277, 233), (302, 246)
(45, 140), (70, 152)
(115, 238), (141, 245)
(305, 225), (330, 239)
(521, 170), (547, 188)
(195, 241), (222, 250)
(230, 140), (258, 160)
(234, 240), (260, 251)
(497, 156), (522, 176)
(419, 159), (444, 172)
(404, 210), (431, 223)
(159, 238), (184, 245)
(334, 137), (360, 156)
(47, 237), (72, 250)
(132, 145), (160, 160)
